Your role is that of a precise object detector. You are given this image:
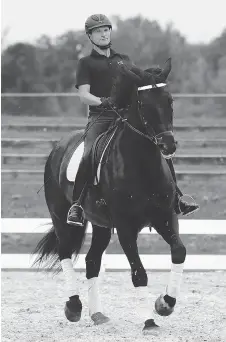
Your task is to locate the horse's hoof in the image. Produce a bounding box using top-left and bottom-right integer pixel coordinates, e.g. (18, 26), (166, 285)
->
(155, 294), (174, 316)
(64, 297), (82, 322)
(142, 319), (159, 335)
(91, 312), (110, 325)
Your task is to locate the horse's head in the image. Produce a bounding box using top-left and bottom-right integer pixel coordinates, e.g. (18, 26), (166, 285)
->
(116, 59), (177, 158)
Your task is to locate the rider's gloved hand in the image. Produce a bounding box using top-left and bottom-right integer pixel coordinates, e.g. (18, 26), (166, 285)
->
(99, 97), (116, 109)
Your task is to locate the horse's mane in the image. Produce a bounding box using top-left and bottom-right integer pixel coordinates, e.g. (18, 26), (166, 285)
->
(111, 63), (164, 108)
(144, 66), (162, 75)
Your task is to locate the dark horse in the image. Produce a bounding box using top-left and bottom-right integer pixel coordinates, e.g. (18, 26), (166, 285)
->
(33, 58), (186, 332)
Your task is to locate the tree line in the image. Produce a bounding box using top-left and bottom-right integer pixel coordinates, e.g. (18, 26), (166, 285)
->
(1, 15), (226, 118)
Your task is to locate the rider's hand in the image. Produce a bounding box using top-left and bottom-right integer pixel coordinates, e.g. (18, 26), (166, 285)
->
(99, 97), (115, 109)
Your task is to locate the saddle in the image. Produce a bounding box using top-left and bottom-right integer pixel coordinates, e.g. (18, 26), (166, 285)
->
(83, 125), (118, 228)
(91, 125), (118, 184)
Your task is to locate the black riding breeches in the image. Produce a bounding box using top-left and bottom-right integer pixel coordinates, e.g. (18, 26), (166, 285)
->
(72, 111), (118, 204)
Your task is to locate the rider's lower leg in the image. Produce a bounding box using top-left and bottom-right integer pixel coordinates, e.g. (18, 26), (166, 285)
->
(67, 156), (89, 226)
(166, 159), (199, 215)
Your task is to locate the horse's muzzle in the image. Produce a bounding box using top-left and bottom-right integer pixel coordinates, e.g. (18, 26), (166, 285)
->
(157, 133), (177, 158)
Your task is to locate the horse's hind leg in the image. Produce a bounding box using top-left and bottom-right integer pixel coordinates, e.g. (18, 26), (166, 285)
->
(58, 226), (84, 323)
(86, 224), (111, 325)
(153, 211), (186, 317)
(44, 171), (86, 322)
(47, 208), (85, 322)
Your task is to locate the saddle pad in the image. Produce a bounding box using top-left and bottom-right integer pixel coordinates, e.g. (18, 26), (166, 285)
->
(66, 141), (84, 182)
(66, 129), (116, 183)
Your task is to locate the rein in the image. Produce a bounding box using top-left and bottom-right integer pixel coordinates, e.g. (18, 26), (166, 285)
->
(111, 107), (158, 144)
(109, 82), (170, 145)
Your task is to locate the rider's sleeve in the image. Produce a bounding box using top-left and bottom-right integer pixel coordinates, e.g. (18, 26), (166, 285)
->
(75, 57), (91, 89)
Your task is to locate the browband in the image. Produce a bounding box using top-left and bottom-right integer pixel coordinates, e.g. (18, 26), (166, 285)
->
(138, 83), (166, 91)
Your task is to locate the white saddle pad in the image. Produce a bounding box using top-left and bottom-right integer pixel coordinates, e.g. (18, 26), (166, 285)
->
(66, 141), (84, 182)
(66, 131), (115, 184)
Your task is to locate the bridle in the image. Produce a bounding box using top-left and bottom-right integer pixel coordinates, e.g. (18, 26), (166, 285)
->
(110, 82), (173, 146)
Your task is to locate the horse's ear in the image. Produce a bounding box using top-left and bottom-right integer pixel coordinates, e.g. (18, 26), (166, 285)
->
(159, 58), (172, 82)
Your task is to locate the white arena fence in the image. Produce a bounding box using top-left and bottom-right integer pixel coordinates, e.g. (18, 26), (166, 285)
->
(1, 218), (226, 271)
(2, 93), (226, 97)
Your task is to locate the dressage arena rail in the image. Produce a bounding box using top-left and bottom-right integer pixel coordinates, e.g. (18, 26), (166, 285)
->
(2, 93), (226, 98)
(2, 153), (226, 165)
(1, 218), (226, 272)
(2, 138), (226, 146)
(2, 123), (226, 130)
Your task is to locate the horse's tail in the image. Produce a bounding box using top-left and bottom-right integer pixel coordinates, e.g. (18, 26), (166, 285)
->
(32, 152), (87, 273)
(32, 224), (59, 271)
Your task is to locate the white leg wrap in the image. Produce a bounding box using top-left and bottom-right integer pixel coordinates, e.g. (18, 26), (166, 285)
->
(88, 277), (102, 316)
(135, 286), (155, 321)
(166, 263), (184, 298)
(60, 259), (78, 298)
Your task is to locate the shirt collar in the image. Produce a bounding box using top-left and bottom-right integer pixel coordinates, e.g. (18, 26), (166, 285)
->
(90, 48), (118, 58)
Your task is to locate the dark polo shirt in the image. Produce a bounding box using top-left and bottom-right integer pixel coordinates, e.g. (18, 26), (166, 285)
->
(75, 48), (131, 111)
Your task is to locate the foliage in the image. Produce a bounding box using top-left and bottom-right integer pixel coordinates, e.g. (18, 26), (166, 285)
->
(1, 16), (226, 118)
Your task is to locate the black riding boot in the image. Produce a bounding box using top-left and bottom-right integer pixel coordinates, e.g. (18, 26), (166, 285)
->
(67, 185), (87, 226)
(67, 157), (89, 227)
(166, 159), (199, 216)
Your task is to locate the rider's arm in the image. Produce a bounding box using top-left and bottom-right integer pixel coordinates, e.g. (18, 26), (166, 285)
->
(75, 57), (102, 106)
(78, 84), (102, 106)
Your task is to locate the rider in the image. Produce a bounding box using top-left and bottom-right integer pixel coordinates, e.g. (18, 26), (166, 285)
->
(67, 14), (199, 226)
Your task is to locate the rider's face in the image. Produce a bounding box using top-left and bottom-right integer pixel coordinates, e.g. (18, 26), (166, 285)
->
(90, 26), (111, 46)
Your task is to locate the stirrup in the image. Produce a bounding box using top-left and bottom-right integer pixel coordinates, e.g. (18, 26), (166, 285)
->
(67, 203), (84, 226)
(178, 194), (199, 215)
(69, 203), (83, 211)
(177, 194), (191, 213)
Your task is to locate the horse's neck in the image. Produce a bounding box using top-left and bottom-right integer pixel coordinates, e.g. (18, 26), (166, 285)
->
(118, 115), (159, 171)
(126, 102), (145, 134)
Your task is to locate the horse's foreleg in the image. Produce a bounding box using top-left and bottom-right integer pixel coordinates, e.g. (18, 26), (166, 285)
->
(154, 212), (186, 316)
(116, 224), (147, 286)
(116, 224), (158, 331)
(85, 224), (111, 324)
